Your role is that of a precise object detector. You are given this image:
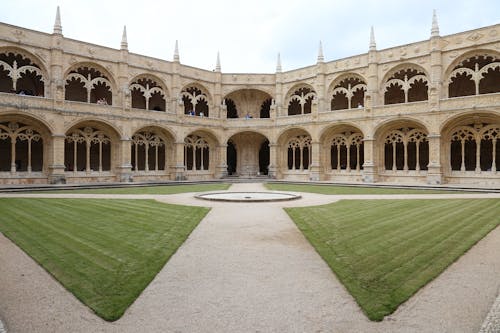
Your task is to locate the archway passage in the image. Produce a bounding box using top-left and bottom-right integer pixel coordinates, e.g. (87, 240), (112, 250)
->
(227, 140), (237, 175)
(227, 132), (269, 177)
(259, 140), (270, 175)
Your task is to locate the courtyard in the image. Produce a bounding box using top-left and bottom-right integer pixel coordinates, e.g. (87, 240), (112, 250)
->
(0, 182), (499, 332)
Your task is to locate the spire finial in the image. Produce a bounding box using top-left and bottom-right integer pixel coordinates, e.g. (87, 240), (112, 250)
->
(121, 26), (128, 51)
(215, 51), (221, 72)
(431, 9), (440, 37)
(369, 26), (376, 51)
(276, 53), (282, 73)
(317, 41), (324, 63)
(53, 6), (62, 35)
(173, 40), (180, 62)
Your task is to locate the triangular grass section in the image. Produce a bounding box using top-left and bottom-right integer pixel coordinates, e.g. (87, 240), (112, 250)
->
(0, 198), (209, 321)
(285, 199), (500, 321)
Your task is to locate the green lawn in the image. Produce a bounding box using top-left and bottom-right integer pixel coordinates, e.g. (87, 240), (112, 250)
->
(32, 183), (230, 194)
(285, 199), (500, 321)
(265, 183), (467, 194)
(0, 198), (209, 321)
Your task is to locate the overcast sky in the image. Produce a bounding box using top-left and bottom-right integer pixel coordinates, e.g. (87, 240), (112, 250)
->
(1, 0), (499, 73)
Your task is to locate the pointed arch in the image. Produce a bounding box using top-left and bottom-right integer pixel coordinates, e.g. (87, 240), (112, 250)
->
(382, 64), (429, 105)
(446, 51), (500, 97)
(180, 83), (211, 117)
(64, 63), (116, 105)
(285, 84), (317, 116)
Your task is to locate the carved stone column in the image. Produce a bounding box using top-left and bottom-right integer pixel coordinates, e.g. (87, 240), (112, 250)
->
(268, 142), (278, 178)
(215, 144), (228, 178)
(362, 138), (377, 183)
(426, 134), (443, 184)
(117, 137), (133, 182)
(173, 141), (185, 180)
(48, 134), (66, 184)
(309, 141), (321, 181)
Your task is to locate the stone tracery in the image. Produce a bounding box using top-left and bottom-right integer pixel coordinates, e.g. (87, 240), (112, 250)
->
(287, 135), (311, 170)
(181, 86), (209, 116)
(330, 77), (367, 110)
(448, 55), (500, 97)
(383, 68), (428, 104)
(330, 131), (364, 171)
(65, 67), (113, 104)
(287, 87), (316, 115)
(0, 121), (43, 173)
(131, 131), (166, 172)
(383, 128), (428, 172)
(130, 77), (167, 111)
(64, 127), (111, 173)
(450, 123), (499, 172)
(0, 52), (45, 95)
(184, 135), (210, 170)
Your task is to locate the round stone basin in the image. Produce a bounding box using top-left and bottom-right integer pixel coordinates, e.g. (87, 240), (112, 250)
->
(195, 191), (301, 202)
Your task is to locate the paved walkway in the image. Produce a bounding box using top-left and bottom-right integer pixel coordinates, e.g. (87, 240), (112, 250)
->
(0, 184), (499, 332)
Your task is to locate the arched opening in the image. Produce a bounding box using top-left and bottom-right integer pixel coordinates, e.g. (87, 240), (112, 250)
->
(449, 123), (499, 172)
(224, 89), (272, 119)
(0, 121), (44, 173)
(260, 98), (271, 118)
(227, 132), (269, 176)
(182, 86), (209, 117)
(287, 87), (315, 115)
(259, 140), (270, 175)
(184, 134), (210, 170)
(384, 68), (428, 104)
(0, 52), (45, 96)
(227, 140), (237, 175)
(64, 126), (112, 173)
(329, 131), (364, 172)
(131, 129), (170, 172)
(130, 77), (167, 111)
(225, 98), (238, 118)
(448, 55), (500, 97)
(65, 66), (112, 104)
(383, 127), (429, 172)
(330, 77), (366, 110)
(286, 135), (311, 170)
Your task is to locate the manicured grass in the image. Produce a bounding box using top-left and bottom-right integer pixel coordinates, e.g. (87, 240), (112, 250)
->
(285, 199), (500, 321)
(0, 198), (210, 321)
(266, 183), (466, 194)
(33, 183), (230, 194)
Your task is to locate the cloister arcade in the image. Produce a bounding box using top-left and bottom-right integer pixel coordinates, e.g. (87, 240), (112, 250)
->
(0, 20), (499, 186)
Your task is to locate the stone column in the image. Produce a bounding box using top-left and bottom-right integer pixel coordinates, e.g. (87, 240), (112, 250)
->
(117, 138), (133, 182)
(215, 144), (228, 178)
(362, 138), (377, 183)
(268, 142), (278, 178)
(173, 141), (185, 180)
(426, 134), (443, 184)
(309, 141), (321, 181)
(48, 134), (66, 184)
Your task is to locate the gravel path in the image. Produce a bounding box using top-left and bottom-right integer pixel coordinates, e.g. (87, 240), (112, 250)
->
(0, 183), (499, 332)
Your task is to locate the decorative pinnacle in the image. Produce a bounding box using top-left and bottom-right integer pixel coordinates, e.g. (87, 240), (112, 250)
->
(317, 41), (324, 62)
(173, 40), (180, 62)
(369, 26), (376, 51)
(431, 9), (440, 37)
(215, 51), (221, 72)
(276, 53), (282, 73)
(121, 26), (128, 50)
(53, 6), (62, 35)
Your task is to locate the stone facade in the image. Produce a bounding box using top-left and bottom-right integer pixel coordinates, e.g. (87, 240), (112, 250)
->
(0, 9), (499, 186)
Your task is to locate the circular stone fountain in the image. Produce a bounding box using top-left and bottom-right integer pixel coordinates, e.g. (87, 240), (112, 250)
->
(195, 191), (301, 202)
